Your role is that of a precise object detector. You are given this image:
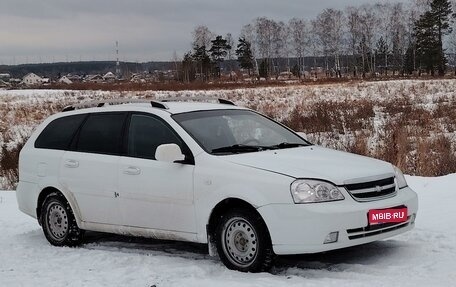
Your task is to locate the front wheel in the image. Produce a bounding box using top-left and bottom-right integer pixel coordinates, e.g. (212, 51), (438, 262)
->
(216, 209), (275, 272)
(40, 192), (84, 246)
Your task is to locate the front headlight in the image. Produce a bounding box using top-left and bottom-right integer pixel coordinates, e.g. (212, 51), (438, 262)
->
(393, 165), (408, 189)
(290, 179), (345, 203)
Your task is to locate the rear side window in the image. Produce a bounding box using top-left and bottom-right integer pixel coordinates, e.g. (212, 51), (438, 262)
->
(76, 113), (126, 155)
(35, 114), (86, 150)
(127, 114), (183, 160)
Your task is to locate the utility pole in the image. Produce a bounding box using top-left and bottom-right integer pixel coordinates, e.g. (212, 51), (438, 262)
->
(116, 41), (121, 79)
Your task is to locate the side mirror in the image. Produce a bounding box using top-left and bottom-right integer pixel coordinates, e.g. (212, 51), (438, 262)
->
(155, 144), (185, 163)
(296, 132), (307, 141)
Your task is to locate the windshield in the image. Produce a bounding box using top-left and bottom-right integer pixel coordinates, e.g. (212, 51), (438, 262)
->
(172, 109), (311, 155)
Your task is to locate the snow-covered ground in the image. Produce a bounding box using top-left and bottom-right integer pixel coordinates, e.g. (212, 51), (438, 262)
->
(1, 174), (455, 287)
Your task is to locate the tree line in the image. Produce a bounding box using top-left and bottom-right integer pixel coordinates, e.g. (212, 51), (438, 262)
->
(177, 0), (456, 81)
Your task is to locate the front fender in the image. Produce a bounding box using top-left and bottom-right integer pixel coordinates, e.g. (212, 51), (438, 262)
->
(193, 156), (294, 243)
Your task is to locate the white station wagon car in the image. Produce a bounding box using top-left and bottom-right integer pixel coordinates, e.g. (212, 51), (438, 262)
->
(17, 98), (418, 272)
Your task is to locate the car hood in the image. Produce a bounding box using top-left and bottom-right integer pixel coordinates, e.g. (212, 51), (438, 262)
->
(224, 146), (394, 185)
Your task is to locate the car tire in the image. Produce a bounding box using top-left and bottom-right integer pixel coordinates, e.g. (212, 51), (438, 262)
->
(40, 192), (84, 247)
(215, 208), (275, 272)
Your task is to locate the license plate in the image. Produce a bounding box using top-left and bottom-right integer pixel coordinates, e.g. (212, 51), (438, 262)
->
(368, 207), (408, 225)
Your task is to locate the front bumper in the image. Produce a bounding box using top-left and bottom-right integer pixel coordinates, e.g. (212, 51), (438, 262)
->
(257, 186), (418, 255)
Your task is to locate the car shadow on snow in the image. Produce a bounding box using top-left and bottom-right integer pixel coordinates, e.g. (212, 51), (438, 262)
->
(82, 231), (211, 259)
(81, 231), (409, 275)
(272, 240), (408, 275)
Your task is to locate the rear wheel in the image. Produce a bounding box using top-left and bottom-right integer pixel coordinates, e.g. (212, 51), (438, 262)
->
(216, 208), (274, 272)
(40, 192), (84, 246)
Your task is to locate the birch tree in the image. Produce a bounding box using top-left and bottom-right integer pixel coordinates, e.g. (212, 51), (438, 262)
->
(240, 24), (259, 75)
(289, 18), (307, 78)
(345, 6), (362, 77)
(316, 9), (344, 77)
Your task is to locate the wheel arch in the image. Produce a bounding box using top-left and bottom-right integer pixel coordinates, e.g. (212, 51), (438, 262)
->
(36, 186), (82, 227)
(206, 197), (268, 239)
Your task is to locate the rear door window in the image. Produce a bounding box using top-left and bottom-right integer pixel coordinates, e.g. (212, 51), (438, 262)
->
(76, 113), (126, 155)
(35, 114), (86, 150)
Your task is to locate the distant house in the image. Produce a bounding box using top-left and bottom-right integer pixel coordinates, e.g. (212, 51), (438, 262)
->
(21, 73), (43, 86)
(9, 78), (21, 85)
(58, 76), (73, 84)
(0, 73), (11, 81)
(84, 74), (103, 83)
(66, 74), (82, 82)
(103, 72), (116, 82)
(0, 79), (10, 88)
(130, 73), (146, 83)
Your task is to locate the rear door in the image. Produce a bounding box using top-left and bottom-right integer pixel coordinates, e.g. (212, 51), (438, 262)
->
(117, 113), (196, 233)
(60, 112), (127, 225)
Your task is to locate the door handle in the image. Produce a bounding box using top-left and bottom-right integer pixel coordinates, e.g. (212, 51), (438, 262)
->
(123, 166), (141, 175)
(64, 159), (79, 168)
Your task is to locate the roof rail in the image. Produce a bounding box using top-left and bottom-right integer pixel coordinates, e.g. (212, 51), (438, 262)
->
(61, 97), (236, 112)
(160, 97), (236, 106)
(62, 98), (168, 112)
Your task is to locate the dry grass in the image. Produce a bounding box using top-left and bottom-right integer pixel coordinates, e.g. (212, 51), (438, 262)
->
(45, 80), (292, 92)
(1, 80), (455, 189)
(282, 99), (375, 133)
(276, 96), (456, 177)
(0, 137), (24, 189)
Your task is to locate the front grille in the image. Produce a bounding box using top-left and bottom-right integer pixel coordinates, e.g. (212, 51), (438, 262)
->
(347, 216), (411, 240)
(344, 176), (396, 201)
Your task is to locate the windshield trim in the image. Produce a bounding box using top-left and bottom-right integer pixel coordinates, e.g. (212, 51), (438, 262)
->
(171, 109), (312, 155)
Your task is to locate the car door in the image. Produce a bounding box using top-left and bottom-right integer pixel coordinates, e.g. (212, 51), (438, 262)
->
(117, 113), (196, 233)
(60, 112), (127, 225)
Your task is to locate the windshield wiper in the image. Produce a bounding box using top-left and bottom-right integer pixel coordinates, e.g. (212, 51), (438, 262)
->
(266, 142), (309, 150)
(211, 142), (308, 154)
(211, 144), (268, 154)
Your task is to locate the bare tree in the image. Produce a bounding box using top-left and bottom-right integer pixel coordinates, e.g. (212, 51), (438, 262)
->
(309, 20), (321, 78)
(289, 18), (307, 78)
(450, 1), (456, 75)
(240, 24), (259, 76)
(254, 17), (275, 77)
(316, 8), (344, 77)
(282, 23), (293, 74)
(389, 3), (407, 75)
(225, 33), (235, 76)
(345, 6), (362, 77)
(315, 10), (331, 75)
(358, 4), (379, 77)
(271, 20), (286, 78)
(192, 25), (214, 48)
(375, 3), (393, 76)
(171, 50), (180, 80)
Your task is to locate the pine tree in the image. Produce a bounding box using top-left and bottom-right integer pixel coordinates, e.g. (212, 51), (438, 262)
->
(430, 0), (454, 75)
(403, 43), (416, 75)
(415, 11), (438, 75)
(209, 35), (232, 77)
(414, 0), (454, 76)
(235, 37), (254, 75)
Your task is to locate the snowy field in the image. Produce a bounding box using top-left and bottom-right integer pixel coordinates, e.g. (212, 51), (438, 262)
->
(1, 174), (455, 287)
(2, 79), (456, 189)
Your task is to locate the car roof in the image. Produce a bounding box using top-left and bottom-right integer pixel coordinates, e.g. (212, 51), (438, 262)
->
(59, 100), (248, 117)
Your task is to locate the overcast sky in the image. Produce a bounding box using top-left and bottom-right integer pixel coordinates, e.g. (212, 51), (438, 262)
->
(0, 0), (405, 64)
